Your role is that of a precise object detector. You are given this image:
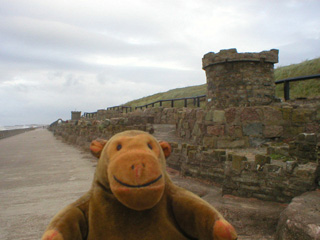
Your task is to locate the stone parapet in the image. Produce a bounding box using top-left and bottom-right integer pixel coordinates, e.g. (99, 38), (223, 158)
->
(289, 133), (319, 163)
(202, 48), (279, 69)
(167, 141), (320, 203)
(176, 102), (320, 148)
(167, 142), (227, 184)
(223, 158), (319, 203)
(49, 118), (153, 151)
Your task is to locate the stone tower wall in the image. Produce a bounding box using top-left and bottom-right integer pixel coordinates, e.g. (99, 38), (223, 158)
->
(71, 111), (81, 121)
(203, 48), (279, 109)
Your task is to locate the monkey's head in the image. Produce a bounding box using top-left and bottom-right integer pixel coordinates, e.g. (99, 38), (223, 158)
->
(90, 130), (171, 211)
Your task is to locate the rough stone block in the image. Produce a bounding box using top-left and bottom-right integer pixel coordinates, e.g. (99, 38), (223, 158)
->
(225, 107), (237, 124)
(262, 107), (283, 125)
(227, 125), (243, 138)
(213, 149), (226, 160)
(242, 161), (255, 171)
(263, 125), (283, 138)
(292, 109), (312, 123)
(293, 163), (318, 180)
(286, 126), (306, 137)
(196, 109), (204, 123)
(217, 139), (247, 148)
(252, 193), (276, 202)
(187, 145), (197, 151)
(205, 110), (213, 121)
(230, 175), (258, 185)
(207, 125), (225, 136)
(240, 108), (261, 122)
(287, 179), (315, 192)
(281, 106), (292, 121)
(213, 110), (226, 123)
(239, 183), (261, 192)
(297, 133), (306, 141)
(243, 123), (263, 136)
(275, 191), (320, 240)
(191, 123), (202, 137)
(285, 161), (298, 174)
(263, 164), (282, 174)
(188, 150), (197, 161)
(255, 154), (271, 166)
(183, 121), (189, 129)
(305, 133), (317, 143)
(316, 109), (320, 120)
(169, 142), (179, 148)
(231, 154), (248, 170)
(202, 137), (215, 148)
(306, 123), (320, 133)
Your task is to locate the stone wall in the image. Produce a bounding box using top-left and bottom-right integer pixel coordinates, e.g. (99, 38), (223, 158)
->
(289, 133), (318, 164)
(82, 101), (320, 151)
(176, 102), (320, 148)
(93, 107), (179, 124)
(222, 154), (319, 203)
(167, 143), (227, 184)
(51, 107), (181, 150)
(203, 49), (279, 109)
(140, 107), (179, 124)
(71, 111), (81, 121)
(167, 140), (320, 203)
(50, 117), (153, 151)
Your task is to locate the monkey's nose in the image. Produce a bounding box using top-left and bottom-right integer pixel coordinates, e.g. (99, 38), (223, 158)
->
(131, 163), (145, 178)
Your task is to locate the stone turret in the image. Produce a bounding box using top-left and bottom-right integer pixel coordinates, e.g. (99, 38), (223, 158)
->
(203, 48), (279, 109)
(71, 111), (81, 121)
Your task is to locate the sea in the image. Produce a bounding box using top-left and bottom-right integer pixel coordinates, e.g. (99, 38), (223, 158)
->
(0, 124), (46, 131)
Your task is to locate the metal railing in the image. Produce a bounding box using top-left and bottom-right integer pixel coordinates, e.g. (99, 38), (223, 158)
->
(107, 106), (132, 113)
(134, 95), (206, 110)
(275, 74), (320, 100)
(83, 112), (97, 118)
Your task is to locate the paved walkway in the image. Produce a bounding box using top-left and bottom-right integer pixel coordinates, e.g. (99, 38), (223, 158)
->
(0, 129), (95, 239)
(0, 128), (284, 239)
(153, 124), (194, 144)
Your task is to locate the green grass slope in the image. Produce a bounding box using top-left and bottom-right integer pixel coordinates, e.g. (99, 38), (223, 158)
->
(125, 84), (207, 108)
(124, 57), (320, 108)
(275, 58), (320, 99)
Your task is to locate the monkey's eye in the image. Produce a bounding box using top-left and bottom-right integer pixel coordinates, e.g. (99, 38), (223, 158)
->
(116, 144), (122, 151)
(147, 143), (153, 150)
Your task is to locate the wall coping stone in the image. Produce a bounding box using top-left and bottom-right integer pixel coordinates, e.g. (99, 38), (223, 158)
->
(202, 48), (279, 69)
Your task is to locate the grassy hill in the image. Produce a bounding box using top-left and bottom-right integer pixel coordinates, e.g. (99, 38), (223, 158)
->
(124, 57), (320, 108)
(275, 58), (320, 99)
(125, 84), (207, 108)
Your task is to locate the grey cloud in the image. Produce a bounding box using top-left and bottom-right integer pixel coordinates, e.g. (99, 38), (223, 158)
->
(277, 38), (320, 66)
(0, 0), (320, 126)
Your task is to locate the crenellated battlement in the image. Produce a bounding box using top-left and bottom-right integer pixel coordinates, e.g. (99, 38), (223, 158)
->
(202, 48), (279, 68)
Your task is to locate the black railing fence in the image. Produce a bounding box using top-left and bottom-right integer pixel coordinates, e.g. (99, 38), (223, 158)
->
(275, 74), (320, 100)
(135, 95), (206, 110)
(107, 106), (132, 113)
(83, 112), (97, 118)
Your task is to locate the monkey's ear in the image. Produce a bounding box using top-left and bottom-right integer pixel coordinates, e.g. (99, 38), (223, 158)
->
(90, 139), (108, 158)
(159, 141), (171, 158)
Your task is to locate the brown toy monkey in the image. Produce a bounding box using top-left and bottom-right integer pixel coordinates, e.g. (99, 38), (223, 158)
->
(42, 130), (237, 240)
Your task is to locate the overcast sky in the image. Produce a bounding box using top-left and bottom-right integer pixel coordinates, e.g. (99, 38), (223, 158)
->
(1, 0), (319, 126)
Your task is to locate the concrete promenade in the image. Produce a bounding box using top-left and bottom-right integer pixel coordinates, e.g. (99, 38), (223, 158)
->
(0, 129), (95, 239)
(0, 128), (285, 239)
